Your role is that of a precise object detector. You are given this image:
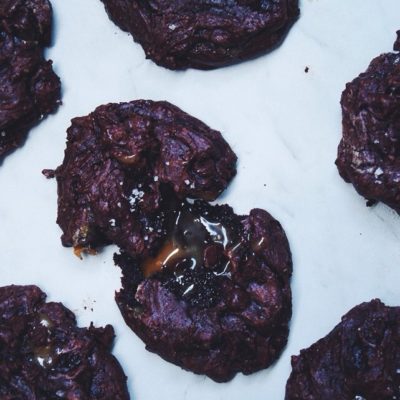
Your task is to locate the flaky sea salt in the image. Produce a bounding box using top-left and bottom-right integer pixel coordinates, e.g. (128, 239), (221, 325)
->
(129, 188), (144, 206)
(374, 167), (384, 177)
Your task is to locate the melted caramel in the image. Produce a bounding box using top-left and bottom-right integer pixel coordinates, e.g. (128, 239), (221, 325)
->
(252, 236), (266, 252)
(73, 245), (97, 259)
(115, 153), (139, 165)
(199, 217), (229, 248)
(34, 345), (54, 368)
(143, 241), (181, 278)
(141, 204), (235, 281)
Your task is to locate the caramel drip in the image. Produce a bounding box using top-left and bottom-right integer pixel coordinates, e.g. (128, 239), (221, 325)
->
(73, 245), (97, 259)
(141, 205), (238, 284)
(142, 240), (181, 278)
(34, 345), (54, 368)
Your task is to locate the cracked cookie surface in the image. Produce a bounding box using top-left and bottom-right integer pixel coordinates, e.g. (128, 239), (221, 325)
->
(100, 0), (299, 70)
(47, 100), (237, 257)
(336, 32), (400, 213)
(116, 198), (292, 382)
(0, 0), (61, 161)
(285, 299), (400, 400)
(0, 285), (129, 399)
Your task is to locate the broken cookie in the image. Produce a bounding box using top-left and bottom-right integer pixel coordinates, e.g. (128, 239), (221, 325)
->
(115, 198), (292, 382)
(46, 100), (237, 257)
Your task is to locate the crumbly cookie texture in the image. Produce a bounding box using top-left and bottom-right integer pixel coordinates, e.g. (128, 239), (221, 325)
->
(336, 32), (400, 213)
(116, 198), (292, 382)
(46, 100), (237, 258)
(285, 299), (400, 400)
(0, 0), (61, 161)
(0, 285), (130, 399)
(100, 0), (299, 70)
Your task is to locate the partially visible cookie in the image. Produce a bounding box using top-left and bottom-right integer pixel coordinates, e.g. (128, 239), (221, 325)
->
(0, 284), (130, 399)
(115, 198), (292, 382)
(0, 0), (52, 45)
(0, 0), (61, 162)
(336, 32), (400, 213)
(285, 299), (400, 400)
(100, 0), (300, 70)
(47, 100), (237, 258)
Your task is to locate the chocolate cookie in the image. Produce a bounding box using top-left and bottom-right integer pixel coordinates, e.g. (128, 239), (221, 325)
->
(0, 284), (129, 399)
(285, 299), (400, 399)
(115, 198), (292, 382)
(336, 32), (400, 213)
(0, 0), (61, 162)
(99, 0), (300, 70)
(46, 100), (237, 257)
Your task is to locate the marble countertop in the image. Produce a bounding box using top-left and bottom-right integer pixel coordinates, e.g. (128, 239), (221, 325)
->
(1, 0), (400, 398)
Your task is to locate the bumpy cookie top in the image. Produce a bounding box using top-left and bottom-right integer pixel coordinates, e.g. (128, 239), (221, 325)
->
(100, 0), (299, 69)
(0, 0), (52, 45)
(50, 100), (237, 257)
(285, 299), (400, 399)
(336, 34), (400, 213)
(0, 285), (130, 399)
(0, 0), (61, 161)
(116, 199), (292, 382)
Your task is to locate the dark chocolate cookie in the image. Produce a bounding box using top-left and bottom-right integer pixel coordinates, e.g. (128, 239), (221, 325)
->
(285, 299), (400, 400)
(0, 284), (130, 399)
(0, 0), (61, 162)
(100, 0), (300, 70)
(0, 0), (52, 45)
(115, 198), (292, 382)
(336, 32), (400, 213)
(46, 100), (237, 257)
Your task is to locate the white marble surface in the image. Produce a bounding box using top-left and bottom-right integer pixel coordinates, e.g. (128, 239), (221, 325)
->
(1, 0), (400, 398)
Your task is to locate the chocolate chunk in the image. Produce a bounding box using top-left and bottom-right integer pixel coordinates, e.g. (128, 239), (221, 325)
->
(285, 299), (400, 400)
(115, 199), (292, 382)
(0, 0), (61, 162)
(336, 33), (400, 213)
(99, 0), (300, 70)
(48, 100), (237, 257)
(0, 285), (130, 399)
